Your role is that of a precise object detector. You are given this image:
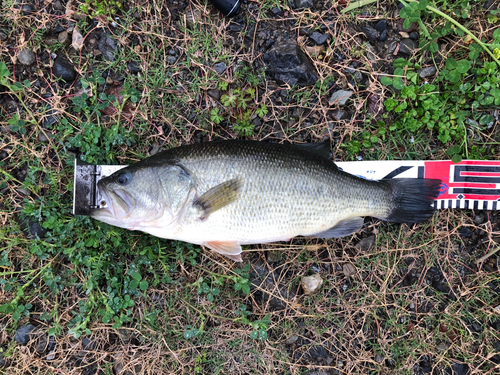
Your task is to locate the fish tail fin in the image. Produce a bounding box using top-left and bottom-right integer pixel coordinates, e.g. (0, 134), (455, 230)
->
(378, 178), (442, 223)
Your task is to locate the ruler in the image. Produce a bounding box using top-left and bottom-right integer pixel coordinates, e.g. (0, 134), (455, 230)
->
(73, 159), (500, 215)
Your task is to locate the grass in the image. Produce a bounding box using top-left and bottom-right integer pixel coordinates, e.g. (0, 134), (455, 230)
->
(1, 0), (500, 373)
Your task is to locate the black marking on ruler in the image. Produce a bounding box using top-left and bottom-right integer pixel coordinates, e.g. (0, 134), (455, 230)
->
(381, 166), (413, 180)
(433, 201), (437, 209)
(441, 200), (445, 209)
(464, 200), (469, 209)
(474, 200), (479, 210)
(455, 200), (461, 208)
(448, 200), (452, 208)
(453, 188), (500, 195)
(482, 201), (487, 210)
(493, 201), (497, 210)
(418, 166), (424, 179)
(453, 165), (500, 183)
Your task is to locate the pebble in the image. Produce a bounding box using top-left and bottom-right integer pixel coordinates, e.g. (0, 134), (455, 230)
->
(375, 353), (384, 362)
(342, 263), (356, 277)
(418, 66), (437, 78)
(17, 49), (36, 65)
(207, 89), (221, 100)
(271, 7), (284, 17)
(329, 90), (353, 106)
(266, 250), (281, 263)
(474, 212), (485, 224)
(356, 235), (376, 251)
(409, 31), (419, 40)
(309, 31), (328, 45)
(58, 31), (70, 45)
(399, 31), (410, 39)
(45, 37), (58, 46)
(0, 31), (7, 41)
(214, 62), (227, 75)
(97, 34), (117, 61)
(374, 20), (387, 33)
(15, 324), (36, 345)
(53, 0), (63, 10)
(362, 25), (379, 42)
(332, 109), (346, 121)
(292, 0), (314, 9)
(379, 29), (387, 42)
(285, 334), (299, 345)
(399, 38), (417, 55)
(52, 56), (76, 82)
(127, 61), (141, 74)
(436, 342), (450, 352)
(301, 274), (323, 295)
(17, 188), (31, 197)
(166, 56), (177, 65)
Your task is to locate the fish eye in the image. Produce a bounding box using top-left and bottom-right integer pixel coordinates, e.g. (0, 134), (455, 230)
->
(117, 172), (131, 185)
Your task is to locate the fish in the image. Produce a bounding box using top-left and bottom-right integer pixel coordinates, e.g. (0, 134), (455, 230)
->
(90, 141), (441, 262)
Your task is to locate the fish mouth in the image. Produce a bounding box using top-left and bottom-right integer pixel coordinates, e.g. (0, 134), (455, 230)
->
(90, 185), (135, 221)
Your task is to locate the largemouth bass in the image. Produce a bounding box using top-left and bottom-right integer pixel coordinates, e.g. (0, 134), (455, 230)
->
(90, 141), (441, 261)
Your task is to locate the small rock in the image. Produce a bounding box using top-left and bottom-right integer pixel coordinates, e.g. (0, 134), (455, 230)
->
(82, 337), (96, 350)
(474, 213), (485, 224)
(15, 324), (36, 345)
(449, 362), (470, 375)
(342, 263), (356, 277)
(356, 235), (376, 251)
(286, 334), (299, 345)
(332, 110), (346, 121)
(58, 31), (70, 45)
(0, 354), (7, 367)
(378, 29), (388, 42)
(17, 188), (31, 197)
(418, 66), (437, 78)
(266, 250), (281, 263)
(263, 40), (318, 86)
(97, 33), (118, 61)
(310, 31), (328, 45)
(436, 342), (450, 352)
(362, 25), (379, 42)
(45, 37), (58, 46)
(409, 32), (419, 40)
(22, 4), (35, 15)
(214, 62), (227, 75)
(329, 90), (353, 106)
(399, 31), (410, 39)
(36, 336), (48, 354)
(166, 56), (176, 65)
(127, 61), (141, 74)
(229, 24), (243, 32)
(17, 49), (36, 66)
(53, 0), (63, 10)
(399, 38), (417, 55)
(0, 30), (7, 41)
(301, 274), (323, 295)
(292, 0), (314, 9)
(374, 20), (387, 32)
(52, 56), (76, 82)
(375, 353), (384, 362)
(271, 7), (284, 17)
(308, 345), (328, 359)
(41, 108), (58, 127)
(207, 89), (221, 100)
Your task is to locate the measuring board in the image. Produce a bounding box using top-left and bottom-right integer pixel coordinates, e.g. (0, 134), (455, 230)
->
(73, 159), (500, 215)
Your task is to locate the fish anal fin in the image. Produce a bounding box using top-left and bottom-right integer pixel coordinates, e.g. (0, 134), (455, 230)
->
(311, 217), (364, 238)
(204, 241), (243, 262)
(194, 179), (241, 220)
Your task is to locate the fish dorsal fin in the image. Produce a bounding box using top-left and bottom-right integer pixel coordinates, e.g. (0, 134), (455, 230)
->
(310, 217), (364, 238)
(294, 142), (331, 160)
(194, 179), (242, 220)
(204, 241), (243, 262)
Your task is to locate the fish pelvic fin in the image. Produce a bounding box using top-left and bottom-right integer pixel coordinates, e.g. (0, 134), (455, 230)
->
(380, 178), (441, 223)
(310, 217), (364, 238)
(194, 179), (242, 220)
(204, 241), (243, 262)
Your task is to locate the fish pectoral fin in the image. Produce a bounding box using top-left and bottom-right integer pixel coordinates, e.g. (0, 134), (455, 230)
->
(204, 241), (243, 262)
(310, 217), (364, 238)
(194, 179), (242, 219)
